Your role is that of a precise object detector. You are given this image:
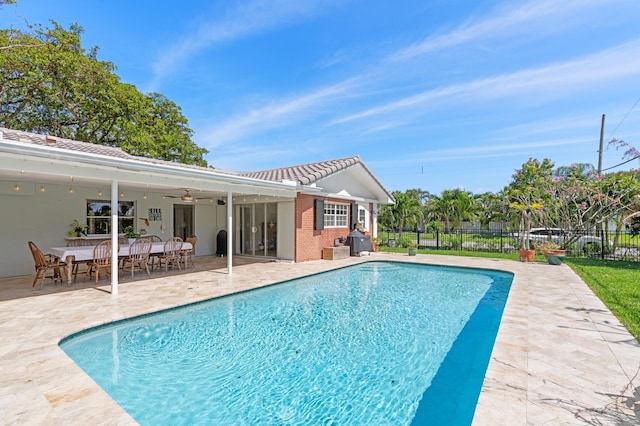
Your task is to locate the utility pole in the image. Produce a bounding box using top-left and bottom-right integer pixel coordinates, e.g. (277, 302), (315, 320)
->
(597, 114), (605, 174)
(597, 114), (605, 242)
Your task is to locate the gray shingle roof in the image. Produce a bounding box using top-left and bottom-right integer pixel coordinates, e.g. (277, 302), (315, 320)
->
(0, 127), (239, 176)
(241, 155), (394, 201)
(2, 127), (134, 159)
(241, 156), (361, 185)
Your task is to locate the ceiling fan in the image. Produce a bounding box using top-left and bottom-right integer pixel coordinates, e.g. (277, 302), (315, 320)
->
(164, 189), (213, 203)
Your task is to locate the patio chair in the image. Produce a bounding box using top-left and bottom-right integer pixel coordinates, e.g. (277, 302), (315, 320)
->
(84, 240), (112, 283)
(66, 238), (93, 280)
(180, 235), (197, 269)
(156, 237), (183, 272)
(146, 235), (163, 269)
(121, 238), (152, 278)
(28, 241), (65, 289)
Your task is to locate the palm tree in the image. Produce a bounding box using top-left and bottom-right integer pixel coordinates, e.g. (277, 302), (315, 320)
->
(378, 191), (423, 239)
(430, 188), (480, 231)
(553, 163), (596, 178)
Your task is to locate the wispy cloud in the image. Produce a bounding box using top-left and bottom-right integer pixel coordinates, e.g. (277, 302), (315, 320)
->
(198, 78), (359, 148)
(331, 40), (640, 126)
(389, 0), (617, 62)
(369, 137), (588, 170)
(148, 0), (341, 90)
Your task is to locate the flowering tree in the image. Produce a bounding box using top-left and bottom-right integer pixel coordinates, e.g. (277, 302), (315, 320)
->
(503, 158), (554, 250)
(543, 167), (640, 248)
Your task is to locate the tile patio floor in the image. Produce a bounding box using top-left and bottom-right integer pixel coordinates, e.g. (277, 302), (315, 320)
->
(0, 252), (638, 425)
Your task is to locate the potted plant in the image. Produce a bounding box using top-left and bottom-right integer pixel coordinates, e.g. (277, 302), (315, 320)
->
(371, 237), (381, 252)
(407, 244), (418, 256)
(533, 240), (566, 265)
(124, 226), (140, 244)
(69, 219), (88, 237)
(509, 201), (542, 262)
(505, 159), (554, 262)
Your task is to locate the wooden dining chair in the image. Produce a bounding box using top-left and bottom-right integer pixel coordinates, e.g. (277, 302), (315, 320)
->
(66, 238), (93, 280)
(28, 241), (65, 289)
(156, 237), (183, 272)
(180, 235), (197, 269)
(146, 235), (163, 269)
(121, 238), (152, 278)
(84, 240), (112, 283)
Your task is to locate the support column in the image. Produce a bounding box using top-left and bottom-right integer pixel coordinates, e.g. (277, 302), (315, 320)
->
(227, 191), (233, 275)
(111, 180), (119, 296)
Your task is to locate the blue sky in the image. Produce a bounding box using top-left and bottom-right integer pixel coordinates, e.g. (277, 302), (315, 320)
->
(2, 0), (640, 195)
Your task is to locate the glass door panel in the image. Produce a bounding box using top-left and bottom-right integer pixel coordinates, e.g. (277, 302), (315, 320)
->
(241, 205), (253, 255)
(266, 203), (277, 257)
(238, 203), (277, 257)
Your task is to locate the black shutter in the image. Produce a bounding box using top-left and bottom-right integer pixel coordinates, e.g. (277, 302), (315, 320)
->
(350, 202), (358, 230)
(314, 199), (324, 230)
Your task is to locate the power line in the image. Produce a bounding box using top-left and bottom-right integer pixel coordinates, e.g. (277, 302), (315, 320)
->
(600, 155), (640, 172)
(607, 95), (640, 139)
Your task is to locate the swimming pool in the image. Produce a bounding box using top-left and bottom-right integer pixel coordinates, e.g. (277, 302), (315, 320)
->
(60, 261), (512, 425)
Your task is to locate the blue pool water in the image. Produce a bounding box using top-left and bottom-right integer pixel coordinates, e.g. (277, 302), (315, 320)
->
(60, 261), (512, 425)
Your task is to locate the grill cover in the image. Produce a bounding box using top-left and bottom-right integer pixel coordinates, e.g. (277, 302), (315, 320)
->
(216, 230), (227, 257)
(346, 229), (371, 256)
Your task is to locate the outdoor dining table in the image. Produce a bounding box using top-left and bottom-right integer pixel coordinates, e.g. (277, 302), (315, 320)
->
(49, 241), (193, 285)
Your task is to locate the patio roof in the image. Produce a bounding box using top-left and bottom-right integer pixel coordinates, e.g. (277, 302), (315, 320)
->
(0, 127), (298, 199)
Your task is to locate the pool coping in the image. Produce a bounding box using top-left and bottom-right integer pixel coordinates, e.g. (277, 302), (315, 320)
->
(0, 253), (639, 424)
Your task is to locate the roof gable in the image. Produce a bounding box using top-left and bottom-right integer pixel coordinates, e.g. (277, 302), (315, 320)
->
(241, 155), (394, 203)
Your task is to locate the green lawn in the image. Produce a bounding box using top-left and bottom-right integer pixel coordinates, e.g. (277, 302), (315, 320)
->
(379, 246), (640, 342)
(565, 258), (640, 342)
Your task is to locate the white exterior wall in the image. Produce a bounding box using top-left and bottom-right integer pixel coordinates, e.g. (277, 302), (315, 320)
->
(277, 201), (295, 260)
(0, 180), (221, 278)
(193, 203), (223, 257)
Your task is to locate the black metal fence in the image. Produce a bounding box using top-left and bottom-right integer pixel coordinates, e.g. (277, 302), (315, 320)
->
(383, 228), (640, 262)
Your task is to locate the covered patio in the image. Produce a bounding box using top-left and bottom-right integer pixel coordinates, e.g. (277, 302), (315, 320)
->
(0, 128), (299, 295)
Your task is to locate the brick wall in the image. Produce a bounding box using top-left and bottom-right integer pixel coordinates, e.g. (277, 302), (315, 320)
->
(295, 193), (368, 262)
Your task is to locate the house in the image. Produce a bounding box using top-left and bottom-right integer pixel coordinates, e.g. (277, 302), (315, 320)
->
(0, 127), (394, 286)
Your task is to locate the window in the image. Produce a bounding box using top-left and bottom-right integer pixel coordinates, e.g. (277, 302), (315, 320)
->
(324, 203), (348, 228)
(358, 206), (368, 231)
(86, 200), (135, 235)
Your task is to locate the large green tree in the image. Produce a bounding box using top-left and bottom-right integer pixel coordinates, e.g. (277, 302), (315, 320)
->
(0, 22), (208, 166)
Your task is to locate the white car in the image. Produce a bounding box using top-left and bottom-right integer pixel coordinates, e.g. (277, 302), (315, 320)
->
(513, 228), (607, 251)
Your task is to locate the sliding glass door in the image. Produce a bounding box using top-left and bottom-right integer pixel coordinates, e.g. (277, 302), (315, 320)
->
(238, 203), (277, 257)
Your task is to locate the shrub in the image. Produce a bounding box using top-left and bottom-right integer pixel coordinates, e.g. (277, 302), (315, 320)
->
(397, 235), (413, 248)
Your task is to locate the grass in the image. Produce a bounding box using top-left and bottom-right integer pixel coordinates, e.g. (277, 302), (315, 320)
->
(565, 258), (640, 342)
(379, 246), (640, 342)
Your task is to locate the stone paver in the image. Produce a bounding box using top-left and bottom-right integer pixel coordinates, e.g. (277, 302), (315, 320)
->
(0, 253), (638, 425)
